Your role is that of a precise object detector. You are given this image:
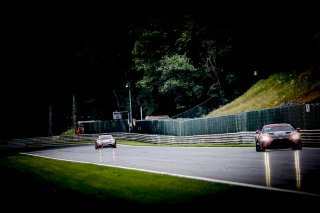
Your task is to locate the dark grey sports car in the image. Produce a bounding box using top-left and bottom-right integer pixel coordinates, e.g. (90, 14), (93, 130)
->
(255, 123), (302, 152)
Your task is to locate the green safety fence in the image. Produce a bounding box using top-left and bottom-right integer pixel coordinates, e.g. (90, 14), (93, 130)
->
(84, 103), (320, 136)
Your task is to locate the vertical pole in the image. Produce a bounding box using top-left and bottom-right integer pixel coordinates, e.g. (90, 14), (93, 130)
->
(126, 83), (132, 133)
(48, 102), (53, 136)
(72, 92), (77, 132)
(140, 106), (143, 120)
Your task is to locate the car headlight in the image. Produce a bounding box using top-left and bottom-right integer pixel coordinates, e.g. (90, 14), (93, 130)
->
(290, 133), (301, 140)
(259, 135), (272, 142)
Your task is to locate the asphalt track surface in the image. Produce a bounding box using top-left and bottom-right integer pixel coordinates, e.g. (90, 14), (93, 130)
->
(23, 144), (320, 196)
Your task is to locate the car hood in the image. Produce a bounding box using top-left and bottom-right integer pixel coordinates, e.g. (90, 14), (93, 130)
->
(267, 131), (293, 135)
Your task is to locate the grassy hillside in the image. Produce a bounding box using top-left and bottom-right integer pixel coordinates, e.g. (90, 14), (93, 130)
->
(208, 67), (320, 117)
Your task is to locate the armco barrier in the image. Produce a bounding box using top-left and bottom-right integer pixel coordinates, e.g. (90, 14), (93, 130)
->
(112, 130), (319, 146)
(1, 130), (319, 149)
(300, 130), (320, 147)
(111, 132), (256, 144)
(0, 135), (97, 150)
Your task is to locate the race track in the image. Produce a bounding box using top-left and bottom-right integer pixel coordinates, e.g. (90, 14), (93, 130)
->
(23, 144), (320, 196)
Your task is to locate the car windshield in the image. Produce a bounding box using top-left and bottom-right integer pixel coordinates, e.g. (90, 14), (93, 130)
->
(98, 135), (113, 139)
(262, 126), (294, 133)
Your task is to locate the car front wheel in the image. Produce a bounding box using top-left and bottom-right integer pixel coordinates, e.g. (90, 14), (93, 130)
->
(292, 143), (302, 150)
(256, 141), (265, 152)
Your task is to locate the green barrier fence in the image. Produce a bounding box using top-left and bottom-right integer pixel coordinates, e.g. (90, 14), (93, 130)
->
(84, 103), (320, 136)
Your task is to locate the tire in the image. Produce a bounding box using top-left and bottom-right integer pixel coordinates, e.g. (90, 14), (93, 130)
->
(292, 147), (302, 150)
(292, 145), (302, 150)
(292, 141), (302, 150)
(256, 141), (265, 152)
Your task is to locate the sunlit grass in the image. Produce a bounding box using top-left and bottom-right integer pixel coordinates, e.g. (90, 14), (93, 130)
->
(208, 71), (318, 117)
(61, 128), (76, 135)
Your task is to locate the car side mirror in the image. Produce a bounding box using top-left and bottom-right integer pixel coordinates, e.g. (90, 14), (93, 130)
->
(255, 130), (260, 134)
(296, 127), (300, 132)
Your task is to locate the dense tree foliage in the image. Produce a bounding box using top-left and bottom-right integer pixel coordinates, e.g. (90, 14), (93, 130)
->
(2, 7), (318, 138)
(130, 15), (237, 116)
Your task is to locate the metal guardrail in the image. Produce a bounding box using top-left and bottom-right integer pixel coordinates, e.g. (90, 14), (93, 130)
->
(300, 130), (320, 147)
(1, 130), (319, 149)
(0, 135), (96, 149)
(111, 132), (256, 144)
